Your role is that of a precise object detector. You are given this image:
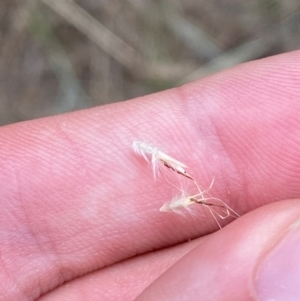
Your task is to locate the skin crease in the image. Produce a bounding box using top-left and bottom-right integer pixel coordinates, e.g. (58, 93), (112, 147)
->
(0, 51), (300, 300)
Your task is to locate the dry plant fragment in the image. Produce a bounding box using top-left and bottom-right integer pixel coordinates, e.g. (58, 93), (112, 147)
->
(133, 141), (238, 227)
(159, 177), (239, 228)
(133, 141), (193, 180)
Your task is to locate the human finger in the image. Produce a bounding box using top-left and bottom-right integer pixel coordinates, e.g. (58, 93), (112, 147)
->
(38, 238), (201, 301)
(2, 51), (300, 300)
(136, 199), (300, 301)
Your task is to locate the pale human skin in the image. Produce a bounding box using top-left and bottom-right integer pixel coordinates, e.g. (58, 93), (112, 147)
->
(1, 51), (300, 301)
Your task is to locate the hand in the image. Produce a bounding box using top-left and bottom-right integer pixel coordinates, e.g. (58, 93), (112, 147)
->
(2, 51), (300, 301)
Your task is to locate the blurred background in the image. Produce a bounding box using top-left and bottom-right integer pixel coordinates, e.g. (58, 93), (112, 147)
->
(1, 0), (300, 125)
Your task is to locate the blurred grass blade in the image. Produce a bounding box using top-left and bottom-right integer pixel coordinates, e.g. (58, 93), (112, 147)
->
(41, 0), (141, 72)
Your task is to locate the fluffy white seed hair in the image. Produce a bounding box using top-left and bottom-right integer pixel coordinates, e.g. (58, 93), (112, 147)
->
(159, 194), (195, 212)
(132, 141), (190, 179)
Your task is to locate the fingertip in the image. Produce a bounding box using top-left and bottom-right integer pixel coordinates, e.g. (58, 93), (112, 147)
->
(135, 199), (300, 301)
